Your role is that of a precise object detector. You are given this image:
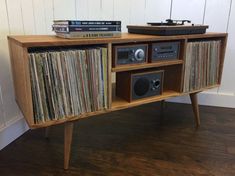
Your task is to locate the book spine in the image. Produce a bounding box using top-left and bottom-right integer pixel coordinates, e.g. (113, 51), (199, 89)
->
(53, 26), (121, 33)
(54, 20), (121, 25)
(56, 31), (121, 39)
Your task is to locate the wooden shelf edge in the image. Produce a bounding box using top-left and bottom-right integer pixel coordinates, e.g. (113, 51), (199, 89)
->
(29, 109), (110, 129)
(111, 84), (221, 111)
(182, 84), (220, 95)
(111, 90), (180, 111)
(112, 60), (183, 72)
(8, 33), (227, 48)
(28, 85), (221, 129)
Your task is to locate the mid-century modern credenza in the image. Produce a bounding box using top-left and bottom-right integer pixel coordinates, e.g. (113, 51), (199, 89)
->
(8, 32), (227, 169)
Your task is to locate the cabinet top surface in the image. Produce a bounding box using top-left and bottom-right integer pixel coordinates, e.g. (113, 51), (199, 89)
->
(8, 32), (227, 47)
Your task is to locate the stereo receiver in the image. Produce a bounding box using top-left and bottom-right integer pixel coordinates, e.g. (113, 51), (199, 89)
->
(150, 41), (180, 62)
(113, 44), (148, 67)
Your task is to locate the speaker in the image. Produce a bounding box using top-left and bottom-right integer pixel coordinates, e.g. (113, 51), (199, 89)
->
(116, 70), (164, 102)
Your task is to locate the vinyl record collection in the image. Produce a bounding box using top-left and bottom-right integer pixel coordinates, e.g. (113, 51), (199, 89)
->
(52, 20), (121, 39)
(29, 47), (108, 124)
(183, 40), (221, 92)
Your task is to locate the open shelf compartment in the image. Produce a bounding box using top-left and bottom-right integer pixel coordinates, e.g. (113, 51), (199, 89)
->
(111, 64), (184, 110)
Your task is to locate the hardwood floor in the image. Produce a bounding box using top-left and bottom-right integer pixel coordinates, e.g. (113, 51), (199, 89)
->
(1, 102), (235, 176)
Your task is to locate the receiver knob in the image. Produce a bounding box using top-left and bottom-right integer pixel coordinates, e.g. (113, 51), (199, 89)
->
(152, 79), (161, 89)
(134, 49), (145, 61)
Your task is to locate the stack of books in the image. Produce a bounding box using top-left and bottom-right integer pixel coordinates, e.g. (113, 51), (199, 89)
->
(29, 47), (108, 124)
(183, 40), (221, 92)
(52, 20), (121, 39)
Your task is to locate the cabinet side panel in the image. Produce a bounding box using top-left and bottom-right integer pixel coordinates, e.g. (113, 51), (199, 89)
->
(108, 43), (112, 109)
(180, 39), (188, 92)
(163, 65), (182, 92)
(116, 72), (131, 102)
(23, 47), (34, 125)
(8, 40), (34, 126)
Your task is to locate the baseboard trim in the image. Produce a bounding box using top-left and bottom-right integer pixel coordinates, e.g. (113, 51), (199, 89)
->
(0, 117), (29, 150)
(167, 91), (235, 108)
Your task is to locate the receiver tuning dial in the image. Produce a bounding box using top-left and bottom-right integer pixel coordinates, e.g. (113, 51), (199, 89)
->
(134, 49), (145, 61)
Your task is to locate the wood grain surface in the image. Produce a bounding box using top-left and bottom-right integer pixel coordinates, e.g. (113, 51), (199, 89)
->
(8, 33), (227, 47)
(8, 33), (227, 129)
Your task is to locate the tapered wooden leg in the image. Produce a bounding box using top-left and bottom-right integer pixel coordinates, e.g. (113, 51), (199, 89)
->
(45, 127), (50, 139)
(190, 93), (200, 127)
(64, 122), (74, 170)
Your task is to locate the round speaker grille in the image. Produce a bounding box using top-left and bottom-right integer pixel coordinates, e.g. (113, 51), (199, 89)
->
(134, 78), (149, 96)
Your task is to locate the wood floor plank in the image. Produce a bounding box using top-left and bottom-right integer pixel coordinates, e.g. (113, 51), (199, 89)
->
(0, 102), (235, 175)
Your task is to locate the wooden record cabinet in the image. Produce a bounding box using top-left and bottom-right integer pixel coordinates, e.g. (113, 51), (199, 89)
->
(8, 32), (227, 169)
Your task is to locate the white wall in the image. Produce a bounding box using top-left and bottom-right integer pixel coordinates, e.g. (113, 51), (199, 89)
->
(0, 0), (234, 149)
(219, 0), (235, 94)
(0, 85), (5, 129)
(168, 0), (235, 105)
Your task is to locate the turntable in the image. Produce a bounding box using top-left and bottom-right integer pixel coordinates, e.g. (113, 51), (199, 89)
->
(127, 19), (209, 36)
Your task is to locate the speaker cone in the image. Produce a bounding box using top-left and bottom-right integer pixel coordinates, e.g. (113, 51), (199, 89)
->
(134, 78), (149, 96)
